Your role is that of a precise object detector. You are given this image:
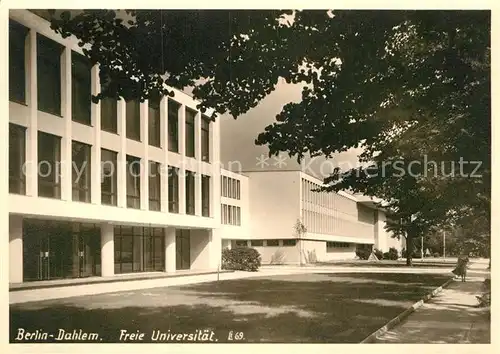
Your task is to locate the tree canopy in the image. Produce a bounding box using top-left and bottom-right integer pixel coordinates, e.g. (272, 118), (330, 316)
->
(46, 9), (491, 265)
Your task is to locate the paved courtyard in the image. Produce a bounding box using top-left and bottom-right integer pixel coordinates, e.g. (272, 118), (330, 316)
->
(10, 272), (450, 343)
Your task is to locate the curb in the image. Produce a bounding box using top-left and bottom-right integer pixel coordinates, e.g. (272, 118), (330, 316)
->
(360, 277), (455, 343)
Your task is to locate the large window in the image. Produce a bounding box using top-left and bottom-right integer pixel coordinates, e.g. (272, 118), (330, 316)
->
(148, 96), (161, 147)
(114, 226), (165, 274)
(201, 175), (210, 217)
(126, 155), (141, 209)
(71, 52), (92, 125)
(168, 166), (179, 213)
(221, 204), (241, 226)
(168, 99), (180, 152)
(72, 141), (91, 202)
(38, 131), (61, 199)
(126, 100), (141, 141)
(101, 149), (117, 206)
(201, 115), (210, 162)
(9, 20), (28, 104)
(149, 161), (161, 211)
(9, 123), (26, 195)
(101, 97), (118, 133)
(185, 108), (196, 158)
(37, 34), (63, 115)
(185, 170), (195, 215)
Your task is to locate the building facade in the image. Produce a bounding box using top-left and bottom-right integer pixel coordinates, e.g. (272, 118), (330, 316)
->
(219, 170), (403, 264)
(8, 10), (230, 284)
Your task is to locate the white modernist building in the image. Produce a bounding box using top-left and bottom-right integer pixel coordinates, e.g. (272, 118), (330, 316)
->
(8, 10), (400, 286)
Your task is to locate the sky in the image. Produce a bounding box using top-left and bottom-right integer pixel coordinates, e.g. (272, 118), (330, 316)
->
(217, 79), (363, 181)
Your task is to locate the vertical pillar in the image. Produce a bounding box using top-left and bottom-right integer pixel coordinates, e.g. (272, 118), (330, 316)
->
(208, 229), (222, 270)
(178, 105), (186, 214)
(91, 65), (101, 204)
(140, 101), (149, 211)
(165, 227), (176, 273)
(9, 215), (24, 283)
(100, 222), (114, 277)
(60, 47), (72, 201)
(26, 30), (38, 197)
(160, 97), (169, 212)
(117, 99), (127, 208)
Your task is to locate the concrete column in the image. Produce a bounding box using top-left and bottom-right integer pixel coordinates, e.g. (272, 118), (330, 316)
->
(209, 229), (222, 269)
(26, 30), (38, 198)
(9, 215), (24, 283)
(91, 65), (101, 204)
(60, 47), (72, 201)
(140, 101), (149, 211)
(165, 227), (176, 273)
(375, 210), (387, 251)
(178, 105), (186, 214)
(117, 99), (127, 208)
(160, 97), (168, 212)
(100, 222), (114, 277)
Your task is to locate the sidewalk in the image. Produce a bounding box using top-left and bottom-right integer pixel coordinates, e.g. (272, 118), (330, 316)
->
(374, 276), (490, 343)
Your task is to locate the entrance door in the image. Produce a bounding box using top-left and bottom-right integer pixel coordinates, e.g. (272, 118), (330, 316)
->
(176, 229), (191, 270)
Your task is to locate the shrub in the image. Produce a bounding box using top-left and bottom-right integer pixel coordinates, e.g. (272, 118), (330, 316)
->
(221, 247), (261, 271)
(433, 252), (440, 258)
(385, 247), (399, 260)
(356, 247), (371, 260)
(374, 248), (384, 260)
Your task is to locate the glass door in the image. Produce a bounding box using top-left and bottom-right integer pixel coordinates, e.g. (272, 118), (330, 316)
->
(176, 229), (191, 270)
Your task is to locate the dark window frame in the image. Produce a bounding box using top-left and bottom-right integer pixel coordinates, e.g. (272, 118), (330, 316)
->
(126, 155), (141, 209)
(201, 174), (210, 217)
(101, 148), (118, 206)
(148, 161), (161, 211)
(9, 123), (26, 195)
(167, 99), (180, 152)
(148, 96), (161, 147)
(100, 97), (118, 133)
(266, 240), (279, 247)
(185, 108), (196, 158)
(201, 115), (210, 162)
(37, 131), (61, 199)
(71, 140), (91, 203)
(168, 166), (179, 213)
(71, 51), (92, 125)
(282, 239), (297, 247)
(9, 20), (29, 104)
(37, 33), (63, 116)
(126, 100), (141, 141)
(185, 170), (195, 215)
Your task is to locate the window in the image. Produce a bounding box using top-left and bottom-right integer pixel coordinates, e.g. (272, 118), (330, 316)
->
(327, 242), (350, 248)
(101, 149), (117, 206)
(201, 115), (210, 162)
(282, 239), (297, 247)
(236, 180), (241, 200)
(185, 108), (196, 158)
(9, 123), (26, 194)
(221, 205), (226, 224)
(148, 96), (161, 147)
(114, 226), (165, 274)
(149, 161), (161, 211)
(126, 100), (140, 141)
(101, 97), (118, 133)
(236, 206), (241, 226)
(228, 205), (233, 224)
(37, 34), (63, 115)
(9, 20), (28, 104)
(168, 166), (179, 213)
(72, 141), (91, 202)
(168, 99), (180, 152)
(71, 52), (92, 125)
(126, 155), (141, 209)
(37, 131), (61, 199)
(266, 240), (279, 247)
(251, 240), (263, 247)
(201, 175), (210, 217)
(235, 240), (248, 247)
(222, 176), (228, 197)
(185, 170), (195, 215)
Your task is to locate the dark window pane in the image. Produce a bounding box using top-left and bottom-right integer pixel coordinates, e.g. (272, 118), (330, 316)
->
(168, 166), (179, 213)
(201, 175), (210, 217)
(72, 140), (91, 202)
(168, 100), (179, 152)
(72, 52), (91, 125)
(37, 34), (62, 115)
(201, 116), (210, 162)
(101, 149), (117, 206)
(126, 155), (141, 209)
(251, 240), (263, 247)
(266, 240), (279, 247)
(9, 123), (26, 194)
(37, 131), (61, 199)
(126, 100), (140, 141)
(101, 98), (118, 133)
(185, 171), (195, 215)
(185, 108), (196, 158)
(9, 20), (28, 104)
(149, 161), (161, 211)
(282, 239), (297, 247)
(148, 96), (161, 147)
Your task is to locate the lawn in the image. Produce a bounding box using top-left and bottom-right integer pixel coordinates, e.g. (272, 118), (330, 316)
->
(10, 272), (451, 343)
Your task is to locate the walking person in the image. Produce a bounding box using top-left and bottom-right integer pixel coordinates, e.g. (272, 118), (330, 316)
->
(452, 253), (470, 282)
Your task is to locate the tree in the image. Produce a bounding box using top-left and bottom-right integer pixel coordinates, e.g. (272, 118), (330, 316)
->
(45, 10), (490, 266)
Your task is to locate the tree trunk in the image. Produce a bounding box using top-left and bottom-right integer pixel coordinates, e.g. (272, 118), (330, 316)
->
(406, 231), (414, 266)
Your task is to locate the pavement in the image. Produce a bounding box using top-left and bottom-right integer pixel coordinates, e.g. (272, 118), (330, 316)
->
(373, 260), (491, 344)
